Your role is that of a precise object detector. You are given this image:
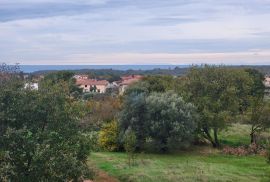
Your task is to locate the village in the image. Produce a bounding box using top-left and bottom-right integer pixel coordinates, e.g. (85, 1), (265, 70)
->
(74, 74), (143, 94)
(24, 73), (270, 97)
(24, 73), (144, 95)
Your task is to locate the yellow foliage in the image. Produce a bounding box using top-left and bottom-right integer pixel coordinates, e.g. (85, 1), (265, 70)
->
(98, 120), (119, 151)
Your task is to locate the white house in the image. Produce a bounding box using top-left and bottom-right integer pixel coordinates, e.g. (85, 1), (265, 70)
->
(264, 76), (270, 87)
(24, 82), (38, 90)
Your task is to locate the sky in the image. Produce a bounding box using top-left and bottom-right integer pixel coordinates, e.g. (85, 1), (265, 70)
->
(1, 0), (270, 65)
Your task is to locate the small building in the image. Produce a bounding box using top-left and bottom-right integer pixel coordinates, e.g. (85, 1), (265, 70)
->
(76, 79), (109, 93)
(74, 74), (88, 80)
(119, 75), (143, 94)
(264, 76), (270, 88)
(24, 82), (39, 90)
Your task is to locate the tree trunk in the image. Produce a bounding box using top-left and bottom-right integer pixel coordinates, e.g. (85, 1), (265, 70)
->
(250, 132), (257, 144)
(203, 127), (216, 147)
(213, 128), (220, 148)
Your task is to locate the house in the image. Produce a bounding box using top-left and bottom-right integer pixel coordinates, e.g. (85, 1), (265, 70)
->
(74, 74), (88, 80)
(24, 82), (38, 90)
(76, 79), (109, 93)
(264, 76), (270, 88)
(119, 75), (143, 94)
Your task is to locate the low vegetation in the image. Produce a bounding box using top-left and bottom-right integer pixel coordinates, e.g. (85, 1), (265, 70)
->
(90, 152), (270, 182)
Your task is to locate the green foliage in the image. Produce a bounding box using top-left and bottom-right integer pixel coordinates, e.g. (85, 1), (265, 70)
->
(82, 96), (122, 130)
(183, 65), (254, 147)
(119, 92), (149, 150)
(42, 71), (82, 97)
(98, 120), (120, 151)
(240, 69), (270, 144)
(146, 92), (197, 152)
(86, 131), (101, 152)
(120, 91), (197, 152)
(242, 100), (270, 144)
(123, 129), (137, 167)
(142, 75), (176, 92)
(0, 80), (92, 181)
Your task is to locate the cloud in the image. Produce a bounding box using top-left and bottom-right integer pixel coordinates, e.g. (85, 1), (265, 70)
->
(5, 50), (270, 65)
(1, 0), (270, 65)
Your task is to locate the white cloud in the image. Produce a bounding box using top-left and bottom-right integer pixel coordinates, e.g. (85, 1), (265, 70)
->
(1, 0), (270, 64)
(10, 50), (269, 65)
(0, 0), (108, 5)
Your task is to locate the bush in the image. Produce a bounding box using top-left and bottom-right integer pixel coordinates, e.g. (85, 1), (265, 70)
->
(119, 91), (198, 153)
(222, 144), (266, 156)
(84, 131), (100, 152)
(146, 92), (198, 152)
(124, 129), (137, 167)
(98, 120), (120, 151)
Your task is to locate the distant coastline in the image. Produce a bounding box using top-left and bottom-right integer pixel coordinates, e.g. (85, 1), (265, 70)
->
(19, 65), (190, 73)
(14, 64), (270, 75)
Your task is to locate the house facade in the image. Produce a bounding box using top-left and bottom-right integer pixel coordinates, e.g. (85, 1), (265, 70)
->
(76, 79), (109, 93)
(264, 76), (270, 88)
(24, 82), (39, 90)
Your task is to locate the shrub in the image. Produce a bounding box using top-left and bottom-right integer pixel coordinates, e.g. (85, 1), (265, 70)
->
(222, 144), (266, 156)
(98, 120), (120, 151)
(84, 131), (100, 152)
(124, 129), (137, 167)
(146, 92), (197, 152)
(120, 91), (198, 153)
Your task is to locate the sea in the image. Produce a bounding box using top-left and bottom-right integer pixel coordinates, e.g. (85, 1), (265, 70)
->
(20, 65), (190, 73)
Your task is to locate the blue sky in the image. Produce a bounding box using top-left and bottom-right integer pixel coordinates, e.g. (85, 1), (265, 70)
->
(1, 0), (270, 65)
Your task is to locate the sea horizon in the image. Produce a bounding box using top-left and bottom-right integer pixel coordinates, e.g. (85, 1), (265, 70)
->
(16, 64), (270, 73)
(19, 64), (191, 73)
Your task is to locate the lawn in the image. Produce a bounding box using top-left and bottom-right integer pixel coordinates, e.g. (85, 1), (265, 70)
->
(219, 123), (251, 146)
(89, 124), (270, 182)
(89, 151), (270, 182)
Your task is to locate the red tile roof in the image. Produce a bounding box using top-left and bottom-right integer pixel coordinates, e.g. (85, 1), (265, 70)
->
(121, 75), (143, 81)
(76, 79), (109, 86)
(120, 75), (143, 85)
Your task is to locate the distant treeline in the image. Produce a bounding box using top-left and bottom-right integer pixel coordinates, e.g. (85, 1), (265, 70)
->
(31, 65), (270, 76)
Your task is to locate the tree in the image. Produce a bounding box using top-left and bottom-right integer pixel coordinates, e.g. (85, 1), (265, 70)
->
(184, 65), (253, 148)
(123, 128), (137, 167)
(120, 89), (197, 152)
(98, 120), (120, 151)
(146, 92), (197, 152)
(42, 71), (82, 97)
(0, 79), (91, 181)
(142, 75), (175, 92)
(243, 100), (270, 144)
(119, 91), (148, 151)
(241, 69), (269, 144)
(81, 96), (121, 130)
(0, 63), (21, 85)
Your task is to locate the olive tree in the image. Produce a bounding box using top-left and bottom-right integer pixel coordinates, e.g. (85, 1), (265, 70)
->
(241, 69), (270, 144)
(184, 65), (253, 147)
(119, 90), (198, 152)
(119, 91), (149, 150)
(146, 92), (197, 152)
(0, 79), (91, 181)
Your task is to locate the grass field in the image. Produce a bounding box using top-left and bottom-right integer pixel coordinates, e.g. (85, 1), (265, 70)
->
(89, 124), (270, 182)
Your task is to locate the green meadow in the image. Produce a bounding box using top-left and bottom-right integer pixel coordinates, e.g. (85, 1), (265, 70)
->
(90, 124), (270, 182)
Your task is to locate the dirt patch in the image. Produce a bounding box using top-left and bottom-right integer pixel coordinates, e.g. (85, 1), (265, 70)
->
(93, 170), (119, 182)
